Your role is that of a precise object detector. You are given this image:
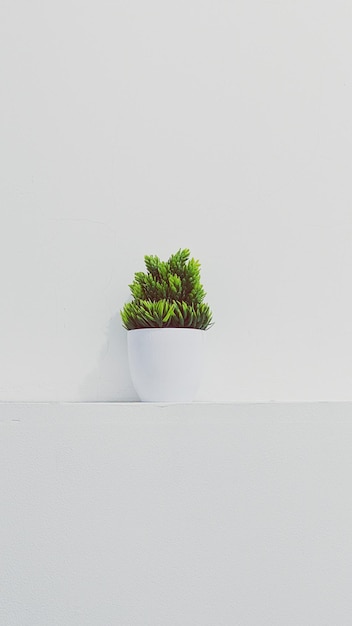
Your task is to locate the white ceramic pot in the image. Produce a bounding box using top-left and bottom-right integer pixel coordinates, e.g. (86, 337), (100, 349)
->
(127, 328), (205, 402)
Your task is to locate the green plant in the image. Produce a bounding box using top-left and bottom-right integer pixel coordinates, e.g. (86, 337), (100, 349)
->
(121, 249), (213, 330)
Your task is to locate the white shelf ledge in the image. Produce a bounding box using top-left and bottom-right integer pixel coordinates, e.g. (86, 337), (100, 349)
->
(1, 400), (352, 422)
(2, 401), (352, 625)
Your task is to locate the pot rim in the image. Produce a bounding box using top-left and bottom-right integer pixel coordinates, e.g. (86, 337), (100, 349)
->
(127, 327), (205, 332)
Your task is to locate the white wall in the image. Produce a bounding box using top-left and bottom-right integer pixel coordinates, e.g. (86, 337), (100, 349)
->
(1, 0), (352, 401)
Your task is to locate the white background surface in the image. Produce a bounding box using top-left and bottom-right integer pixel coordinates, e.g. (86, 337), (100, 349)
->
(1, 0), (352, 401)
(1, 402), (352, 625)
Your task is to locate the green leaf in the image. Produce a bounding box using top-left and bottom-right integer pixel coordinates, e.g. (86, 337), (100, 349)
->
(120, 249), (214, 330)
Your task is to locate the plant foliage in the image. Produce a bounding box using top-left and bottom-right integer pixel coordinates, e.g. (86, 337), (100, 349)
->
(121, 249), (213, 330)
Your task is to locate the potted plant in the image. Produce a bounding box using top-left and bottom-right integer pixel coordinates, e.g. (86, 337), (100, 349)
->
(121, 248), (213, 402)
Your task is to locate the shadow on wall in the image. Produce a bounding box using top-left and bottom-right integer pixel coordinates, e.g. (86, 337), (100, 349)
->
(80, 312), (138, 401)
